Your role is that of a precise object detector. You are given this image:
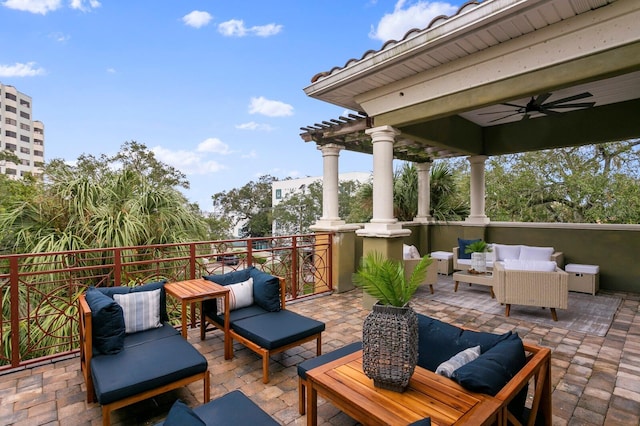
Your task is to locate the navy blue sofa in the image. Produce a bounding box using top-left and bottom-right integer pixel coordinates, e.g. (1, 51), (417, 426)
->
(79, 282), (210, 426)
(297, 314), (552, 425)
(201, 267), (325, 383)
(157, 390), (279, 426)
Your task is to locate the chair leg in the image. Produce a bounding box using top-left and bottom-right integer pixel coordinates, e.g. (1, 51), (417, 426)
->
(429, 284), (434, 294)
(505, 304), (511, 317)
(550, 308), (558, 321)
(262, 353), (270, 383)
(299, 378), (306, 415)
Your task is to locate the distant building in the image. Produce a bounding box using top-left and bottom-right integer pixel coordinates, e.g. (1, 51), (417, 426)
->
(0, 83), (45, 179)
(270, 172), (371, 236)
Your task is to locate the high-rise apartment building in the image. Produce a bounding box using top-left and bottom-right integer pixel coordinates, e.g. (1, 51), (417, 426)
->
(0, 83), (45, 179)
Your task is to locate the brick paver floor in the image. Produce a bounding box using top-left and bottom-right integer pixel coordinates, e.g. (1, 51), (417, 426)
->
(1, 280), (638, 425)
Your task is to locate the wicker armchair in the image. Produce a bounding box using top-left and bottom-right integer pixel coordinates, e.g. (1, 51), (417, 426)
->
(494, 262), (569, 321)
(404, 258), (438, 294)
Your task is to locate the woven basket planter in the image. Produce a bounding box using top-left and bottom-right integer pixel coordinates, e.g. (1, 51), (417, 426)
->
(362, 303), (418, 392)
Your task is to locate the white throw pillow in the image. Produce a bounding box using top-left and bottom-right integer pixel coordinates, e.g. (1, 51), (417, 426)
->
(504, 259), (557, 272)
(493, 244), (522, 261)
(217, 277), (254, 314)
(519, 246), (554, 261)
(436, 345), (481, 378)
(403, 244), (421, 260)
(114, 288), (161, 334)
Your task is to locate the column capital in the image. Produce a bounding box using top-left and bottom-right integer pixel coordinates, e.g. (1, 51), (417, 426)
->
(317, 143), (345, 156)
(467, 155), (488, 164)
(365, 125), (400, 140)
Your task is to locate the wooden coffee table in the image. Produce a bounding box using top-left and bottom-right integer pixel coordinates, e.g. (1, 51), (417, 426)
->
(305, 351), (502, 426)
(165, 278), (230, 355)
(452, 270), (495, 298)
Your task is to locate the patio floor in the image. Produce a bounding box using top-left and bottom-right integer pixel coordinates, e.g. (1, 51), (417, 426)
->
(1, 278), (639, 425)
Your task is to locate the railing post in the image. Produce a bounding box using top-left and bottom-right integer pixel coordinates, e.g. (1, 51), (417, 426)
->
(291, 236), (299, 299)
(114, 248), (122, 287)
(10, 257), (20, 367)
(247, 240), (253, 268)
(189, 243), (196, 279)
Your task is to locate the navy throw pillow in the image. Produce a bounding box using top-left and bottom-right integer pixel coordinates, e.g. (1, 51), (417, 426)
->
(452, 333), (526, 395)
(416, 314), (512, 372)
(85, 287), (125, 355)
(249, 267), (281, 312)
(164, 400), (205, 426)
(203, 268), (252, 286)
(131, 280), (169, 322)
(458, 238), (481, 260)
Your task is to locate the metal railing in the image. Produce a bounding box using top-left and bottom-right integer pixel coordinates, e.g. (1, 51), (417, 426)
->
(0, 233), (333, 371)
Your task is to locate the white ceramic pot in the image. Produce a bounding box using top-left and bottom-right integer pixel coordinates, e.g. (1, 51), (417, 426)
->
(471, 252), (487, 272)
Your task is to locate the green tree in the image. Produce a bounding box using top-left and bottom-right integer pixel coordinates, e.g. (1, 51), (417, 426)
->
(272, 182), (322, 235)
(0, 143), (207, 254)
(485, 140), (640, 223)
(211, 175), (275, 237)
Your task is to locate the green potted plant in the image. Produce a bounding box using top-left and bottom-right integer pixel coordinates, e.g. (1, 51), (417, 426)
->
(464, 240), (492, 273)
(353, 251), (432, 392)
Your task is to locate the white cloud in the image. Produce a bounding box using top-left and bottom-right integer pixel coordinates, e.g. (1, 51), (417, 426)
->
(197, 138), (231, 154)
(2, 0), (62, 14)
(70, 0), (100, 12)
(0, 62), (46, 77)
(235, 121), (275, 132)
(182, 10), (212, 28)
(106, 68), (116, 74)
(218, 19), (282, 37)
(49, 32), (70, 42)
(369, 0), (458, 41)
(248, 97), (293, 117)
(152, 146), (226, 175)
(241, 150), (257, 159)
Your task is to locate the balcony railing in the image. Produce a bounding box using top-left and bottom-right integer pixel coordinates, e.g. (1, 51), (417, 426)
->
(0, 233), (333, 371)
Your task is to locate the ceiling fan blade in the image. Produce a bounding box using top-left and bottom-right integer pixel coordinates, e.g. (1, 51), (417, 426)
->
(522, 113), (531, 120)
(501, 102), (525, 109)
(534, 93), (552, 106)
(539, 108), (561, 115)
(543, 92), (593, 107)
(545, 102), (596, 109)
(478, 110), (521, 115)
(488, 112), (522, 123)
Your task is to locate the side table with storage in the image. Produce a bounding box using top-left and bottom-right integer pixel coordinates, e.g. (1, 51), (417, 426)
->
(430, 251), (453, 275)
(565, 263), (599, 295)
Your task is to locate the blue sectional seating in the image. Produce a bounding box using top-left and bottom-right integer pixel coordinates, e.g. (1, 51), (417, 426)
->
(158, 390), (279, 426)
(79, 282), (210, 426)
(201, 267), (325, 383)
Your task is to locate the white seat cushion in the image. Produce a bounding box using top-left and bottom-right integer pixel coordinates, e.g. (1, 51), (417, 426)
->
(504, 259), (557, 272)
(519, 246), (554, 261)
(493, 244), (522, 261)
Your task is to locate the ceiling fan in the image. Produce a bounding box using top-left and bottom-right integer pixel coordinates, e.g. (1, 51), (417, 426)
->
(481, 92), (596, 123)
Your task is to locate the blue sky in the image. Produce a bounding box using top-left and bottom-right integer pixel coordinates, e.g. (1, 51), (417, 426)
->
(1, 0), (464, 210)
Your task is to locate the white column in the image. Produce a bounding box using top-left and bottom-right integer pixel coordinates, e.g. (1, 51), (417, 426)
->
(466, 155), (490, 224)
(414, 161), (433, 223)
(357, 126), (410, 238)
(310, 144), (360, 232)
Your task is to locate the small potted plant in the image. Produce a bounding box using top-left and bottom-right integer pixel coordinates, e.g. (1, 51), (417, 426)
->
(353, 251), (432, 392)
(464, 240), (492, 273)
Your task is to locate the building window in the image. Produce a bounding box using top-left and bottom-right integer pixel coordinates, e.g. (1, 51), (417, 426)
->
(20, 147), (30, 154)
(5, 93), (16, 101)
(34, 139), (43, 146)
(20, 123), (30, 131)
(6, 143), (17, 151)
(5, 117), (16, 126)
(20, 99), (30, 107)
(5, 130), (16, 138)
(34, 128), (43, 134)
(5, 105), (16, 113)
(5, 168), (16, 175)
(34, 150), (43, 157)
(20, 159), (30, 166)
(20, 111), (30, 119)
(34, 161), (44, 167)
(276, 189), (282, 199)
(20, 135), (30, 142)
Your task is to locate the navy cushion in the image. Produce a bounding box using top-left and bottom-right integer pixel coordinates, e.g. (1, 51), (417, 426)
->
(123, 323), (180, 349)
(164, 400), (205, 426)
(231, 310), (325, 350)
(203, 267), (281, 312)
(95, 286), (130, 299)
(131, 280), (169, 322)
(90, 334), (208, 405)
(85, 287), (125, 355)
(416, 314), (512, 372)
(458, 238), (481, 260)
(204, 304), (269, 325)
(192, 390), (279, 426)
(298, 342), (362, 380)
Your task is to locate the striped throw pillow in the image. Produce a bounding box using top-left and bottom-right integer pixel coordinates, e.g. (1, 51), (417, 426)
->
(217, 277), (254, 314)
(114, 288), (161, 334)
(436, 345), (481, 378)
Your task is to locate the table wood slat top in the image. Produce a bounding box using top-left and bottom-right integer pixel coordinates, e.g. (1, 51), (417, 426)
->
(307, 351), (501, 426)
(164, 278), (228, 301)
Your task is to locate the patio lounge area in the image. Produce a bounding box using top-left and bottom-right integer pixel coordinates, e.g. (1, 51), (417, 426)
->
(2, 276), (639, 426)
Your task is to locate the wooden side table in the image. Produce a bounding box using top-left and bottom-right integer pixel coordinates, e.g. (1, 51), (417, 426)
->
(452, 270), (495, 298)
(165, 279), (230, 354)
(306, 351), (502, 426)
